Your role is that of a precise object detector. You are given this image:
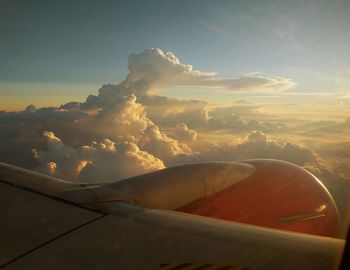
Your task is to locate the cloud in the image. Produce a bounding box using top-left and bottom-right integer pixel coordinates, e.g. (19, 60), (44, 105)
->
(1, 47), (349, 234)
(139, 125), (191, 163)
(33, 132), (165, 182)
(0, 92), (193, 177)
(93, 94), (193, 164)
(311, 141), (350, 179)
(95, 94), (152, 143)
(126, 48), (296, 92)
(79, 139), (165, 182)
(142, 98), (285, 135)
(208, 115), (287, 133)
(0, 48), (347, 192)
(33, 131), (81, 181)
(318, 141), (350, 160)
(205, 104), (288, 133)
(140, 95), (210, 129)
(125, 48), (215, 92)
(36, 93), (192, 172)
(205, 75), (297, 92)
(168, 123), (197, 142)
(191, 131), (318, 167)
(80, 48), (296, 110)
(294, 118), (350, 139)
(0, 108), (89, 169)
(235, 131), (318, 165)
(332, 159), (350, 179)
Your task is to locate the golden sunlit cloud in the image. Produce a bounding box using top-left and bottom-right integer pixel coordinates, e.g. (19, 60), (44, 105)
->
(0, 48), (348, 188)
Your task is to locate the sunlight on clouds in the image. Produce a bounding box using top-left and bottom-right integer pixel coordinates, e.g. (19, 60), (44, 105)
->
(76, 160), (90, 174)
(0, 48), (348, 189)
(109, 48), (296, 96)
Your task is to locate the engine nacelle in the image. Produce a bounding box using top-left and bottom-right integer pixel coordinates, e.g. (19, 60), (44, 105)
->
(53, 159), (340, 238)
(178, 159), (340, 238)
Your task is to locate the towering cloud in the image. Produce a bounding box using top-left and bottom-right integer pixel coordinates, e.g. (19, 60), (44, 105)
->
(124, 48), (297, 93)
(0, 48), (346, 186)
(82, 48), (296, 110)
(169, 123), (197, 142)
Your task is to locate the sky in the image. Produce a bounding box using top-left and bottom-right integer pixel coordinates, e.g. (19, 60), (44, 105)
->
(1, 0), (350, 110)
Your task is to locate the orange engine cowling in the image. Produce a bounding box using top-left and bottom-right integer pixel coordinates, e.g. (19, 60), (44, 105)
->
(178, 159), (340, 238)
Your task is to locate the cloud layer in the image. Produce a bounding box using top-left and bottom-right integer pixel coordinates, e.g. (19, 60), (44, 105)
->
(0, 48), (346, 187)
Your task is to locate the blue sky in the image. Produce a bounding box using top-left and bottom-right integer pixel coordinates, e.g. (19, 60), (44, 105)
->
(1, 0), (350, 109)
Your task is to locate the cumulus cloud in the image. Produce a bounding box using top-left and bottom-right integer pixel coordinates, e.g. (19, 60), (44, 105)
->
(33, 132), (165, 182)
(81, 48), (296, 110)
(141, 95), (210, 129)
(0, 108), (89, 169)
(125, 48), (215, 93)
(33, 131), (81, 180)
(32, 93), (192, 174)
(139, 125), (191, 163)
(189, 131), (318, 167)
(332, 159), (350, 179)
(125, 48), (297, 93)
(0, 91), (193, 178)
(95, 94), (152, 142)
(59, 48), (295, 134)
(318, 141), (350, 160)
(311, 141), (350, 179)
(0, 48), (346, 190)
(2, 47), (349, 234)
(235, 131), (317, 165)
(168, 123), (197, 142)
(92, 94), (192, 164)
(79, 139), (165, 182)
(205, 104), (287, 133)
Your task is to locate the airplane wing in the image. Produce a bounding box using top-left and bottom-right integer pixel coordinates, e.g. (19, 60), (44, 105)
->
(0, 161), (346, 270)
